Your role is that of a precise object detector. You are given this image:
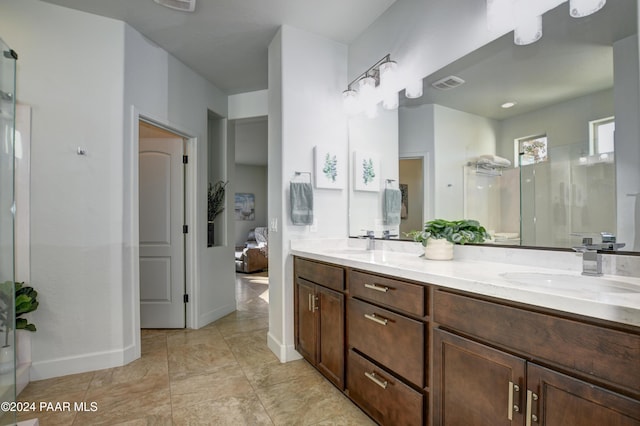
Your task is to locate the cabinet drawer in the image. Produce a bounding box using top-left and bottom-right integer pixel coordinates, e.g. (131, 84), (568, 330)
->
(348, 298), (425, 387)
(347, 349), (423, 426)
(434, 290), (640, 397)
(349, 270), (426, 317)
(294, 257), (344, 291)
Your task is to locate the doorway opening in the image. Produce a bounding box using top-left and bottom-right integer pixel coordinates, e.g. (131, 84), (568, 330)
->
(399, 156), (425, 236)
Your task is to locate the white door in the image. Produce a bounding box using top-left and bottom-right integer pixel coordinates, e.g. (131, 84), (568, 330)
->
(139, 135), (185, 328)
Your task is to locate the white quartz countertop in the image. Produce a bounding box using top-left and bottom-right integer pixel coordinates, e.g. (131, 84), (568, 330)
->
(290, 239), (640, 328)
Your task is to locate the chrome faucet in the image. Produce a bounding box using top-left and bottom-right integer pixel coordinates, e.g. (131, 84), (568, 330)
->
(362, 230), (375, 250)
(382, 230), (398, 240)
(571, 233), (626, 276)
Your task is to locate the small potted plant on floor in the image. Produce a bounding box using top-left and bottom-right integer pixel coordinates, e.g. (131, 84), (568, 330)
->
(0, 281), (38, 373)
(406, 219), (490, 260)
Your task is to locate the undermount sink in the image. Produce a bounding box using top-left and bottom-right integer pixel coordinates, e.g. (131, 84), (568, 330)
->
(500, 272), (640, 294)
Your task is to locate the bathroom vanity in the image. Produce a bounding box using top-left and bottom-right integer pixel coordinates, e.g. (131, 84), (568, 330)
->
(292, 241), (640, 426)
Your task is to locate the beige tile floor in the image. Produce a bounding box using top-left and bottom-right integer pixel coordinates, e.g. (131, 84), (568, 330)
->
(16, 272), (374, 425)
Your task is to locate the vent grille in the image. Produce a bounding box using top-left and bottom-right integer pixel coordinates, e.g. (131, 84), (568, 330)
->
(153, 0), (196, 12)
(431, 75), (465, 90)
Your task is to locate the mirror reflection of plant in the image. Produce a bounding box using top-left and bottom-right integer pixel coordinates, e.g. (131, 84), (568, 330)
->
(0, 281), (39, 347)
(208, 180), (228, 222)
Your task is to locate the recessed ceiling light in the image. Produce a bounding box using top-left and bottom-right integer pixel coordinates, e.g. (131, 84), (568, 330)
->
(501, 101), (517, 109)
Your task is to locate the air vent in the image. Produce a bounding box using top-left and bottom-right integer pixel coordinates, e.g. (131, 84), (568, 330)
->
(153, 0), (196, 12)
(431, 75), (465, 90)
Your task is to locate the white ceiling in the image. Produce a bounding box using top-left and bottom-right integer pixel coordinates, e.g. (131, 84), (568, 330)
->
(40, 0), (397, 95)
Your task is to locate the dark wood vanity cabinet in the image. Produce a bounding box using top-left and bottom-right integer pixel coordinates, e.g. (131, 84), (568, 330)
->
(294, 256), (640, 426)
(294, 257), (346, 389)
(433, 289), (640, 426)
(347, 269), (428, 425)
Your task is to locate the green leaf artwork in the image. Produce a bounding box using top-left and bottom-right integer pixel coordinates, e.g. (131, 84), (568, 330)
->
(322, 153), (338, 182)
(362, 158), (376, 185)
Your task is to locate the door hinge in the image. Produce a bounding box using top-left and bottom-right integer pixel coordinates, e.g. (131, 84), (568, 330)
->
(183, 155), (188, 164)
(183, 294), (189, 303)
(183, 225), (188, 234)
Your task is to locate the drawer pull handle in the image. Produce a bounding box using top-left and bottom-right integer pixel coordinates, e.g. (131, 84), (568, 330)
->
(364, 371), (388, 389)
(364, 313), (388, 326)
(364, 283), (389, 293)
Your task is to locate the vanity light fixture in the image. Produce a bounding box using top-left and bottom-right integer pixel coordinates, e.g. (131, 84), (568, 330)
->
(487, 0), (606, 46)
(514, 14), (542, 45)
(569, 0), (606, 17)
(342, 54), (403, 116)
(405, 80), (424, 99)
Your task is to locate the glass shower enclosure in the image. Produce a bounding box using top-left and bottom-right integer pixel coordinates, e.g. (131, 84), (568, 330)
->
(0, 37), (17, 425)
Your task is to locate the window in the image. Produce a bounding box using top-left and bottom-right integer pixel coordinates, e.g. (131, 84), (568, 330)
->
(589, 116), (615, 155)
(515, 135), (548, 166)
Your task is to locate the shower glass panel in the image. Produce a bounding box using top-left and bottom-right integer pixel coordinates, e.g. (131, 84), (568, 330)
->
(0, 37), (16, 425)
(519, 143), (616, 248)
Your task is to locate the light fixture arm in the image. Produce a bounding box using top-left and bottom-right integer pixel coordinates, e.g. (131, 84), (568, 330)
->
(346, 54), (392, 90)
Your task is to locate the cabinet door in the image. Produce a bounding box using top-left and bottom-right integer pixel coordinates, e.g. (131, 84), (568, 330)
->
(317, 285), (345, 389)
(527, 363), (640, 426)
(433, 329), (526, 426)
(295, 278), (317, 364)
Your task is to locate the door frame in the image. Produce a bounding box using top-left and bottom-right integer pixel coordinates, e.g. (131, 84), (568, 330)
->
(130, 107), (198, 356)
(399, 152), (430, 223)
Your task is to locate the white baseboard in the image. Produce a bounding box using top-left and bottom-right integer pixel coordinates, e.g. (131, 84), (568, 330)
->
(198, 303), (236, 328)
(267, 331), (302, 363)
(30, 347), (130, 381)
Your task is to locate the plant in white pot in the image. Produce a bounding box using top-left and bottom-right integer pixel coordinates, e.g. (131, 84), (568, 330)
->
(0, 281), (38, 373)
(407, 219), (490, 260)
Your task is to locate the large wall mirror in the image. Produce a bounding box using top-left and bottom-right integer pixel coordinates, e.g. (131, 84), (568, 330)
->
(348, 0), (640, 252)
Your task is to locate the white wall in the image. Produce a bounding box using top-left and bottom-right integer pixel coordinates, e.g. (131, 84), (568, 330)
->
(234, 165), (268, 247)
(400, 104), (435, 219)
(399, 103), (498, 221)
(123, 25), (234, 335)
(433, 105), (498, 219)
(348, 109), (399, 236)
(614, 34), (640, 250)
(267, 26), (348, 361)
(1, 0), (127, 379)
(1, 0), (234, 380)
(228, 90), (268, 120)
(235, 118), (268, 166)
(349, 0), (496, 92)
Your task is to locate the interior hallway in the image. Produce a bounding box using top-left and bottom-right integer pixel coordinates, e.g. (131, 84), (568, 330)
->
(16, 272), (373, 425)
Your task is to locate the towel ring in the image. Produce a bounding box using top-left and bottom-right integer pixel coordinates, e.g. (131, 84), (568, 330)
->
(385, 179), (397, 189)
(293, 171), (312, 184)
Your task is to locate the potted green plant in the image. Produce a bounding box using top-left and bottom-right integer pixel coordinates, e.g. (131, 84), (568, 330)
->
(0, 281), (38, 373)
(208, 180), (228, 247)
(406, 219), (490, 260)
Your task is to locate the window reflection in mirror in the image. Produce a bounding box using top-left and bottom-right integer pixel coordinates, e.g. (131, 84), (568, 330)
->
(347, 0), (639, 252)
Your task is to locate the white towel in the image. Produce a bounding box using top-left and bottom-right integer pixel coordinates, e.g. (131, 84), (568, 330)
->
(478, 154), (511, 167)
